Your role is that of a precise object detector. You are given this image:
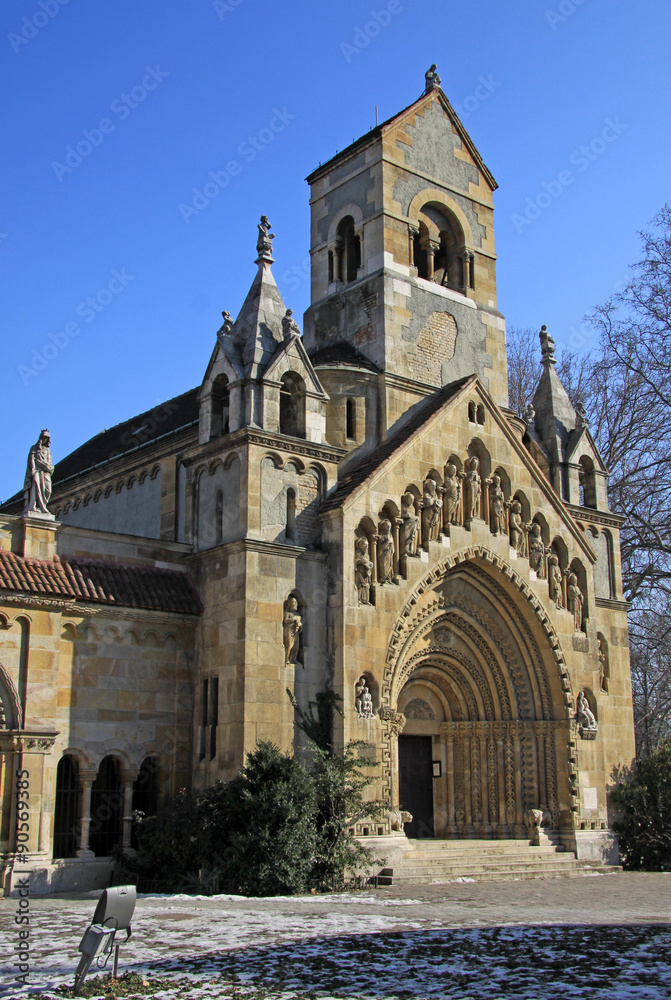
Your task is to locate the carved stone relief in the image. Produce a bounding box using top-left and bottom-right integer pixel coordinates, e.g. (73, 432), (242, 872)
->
(377, 519), (395, 584)
(401, 492), (420, 557)
(403, 698), (435, 720)
(528, 523), (546, 578)
(283, 596), (303, 664)
(422, 479), (443, 543)
(465, 457), (481, 522)
(355, 536), (374, 606)
(443, 463), (461, 526)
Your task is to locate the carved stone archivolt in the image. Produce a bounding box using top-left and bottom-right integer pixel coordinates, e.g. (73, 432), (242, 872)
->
(403, 698), (435, 720)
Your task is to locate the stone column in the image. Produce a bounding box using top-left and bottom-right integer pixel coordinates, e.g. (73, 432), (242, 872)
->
(121, 773), (136, 850)
(477, 724), (490, 838)
(482, 478), (491, 526)
(355, 226), (365, 276)
(77, 770), (96, 857)
(392, 518), (402, 584)
(408, 225), (419, 271)
(369, 533), (378, 586)
(426, 240), (440, 280)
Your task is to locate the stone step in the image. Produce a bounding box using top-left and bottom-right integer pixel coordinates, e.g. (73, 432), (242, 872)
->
(389, 864), (619, 884)
(392, 858), (582, 877)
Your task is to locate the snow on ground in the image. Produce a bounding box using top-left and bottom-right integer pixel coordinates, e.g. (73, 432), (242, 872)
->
(1, 891), (670, 999)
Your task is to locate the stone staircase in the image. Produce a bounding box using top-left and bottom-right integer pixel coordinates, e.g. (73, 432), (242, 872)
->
(373, 839), (619, 885)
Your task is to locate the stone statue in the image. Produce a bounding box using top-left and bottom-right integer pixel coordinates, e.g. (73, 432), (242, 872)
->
(362, 685), (373, 719)
(355, 676), (366, 716)
(283, 596), (302, 664)
(577, 690), (597, 731)
(466, 457), (481, 522)
(425, 64), (441, 92)
(256, 215), (274, 257)
(282, 308), (300, 340)
(539, 324), (556, 366)
(217, 310), (233, 339)
(509, 500), (525, 556)
(23, 429), (54, 517)
(567, 572), (584, 632)
(355, 536), (374, 605)
(422, 479), (443, 543)
(548, 554), (563, 608)
(388, 809), (413, 832)
(489, 474), (506, 536)
(528, 523), (546, 578)
(575, 399), (589, 430)
(598, 637), (608, 692)
(377, 519), (395, 584)
(401, 492), (420, 557)
(524, 402), (535, 426)
(443, 463), (461, 526)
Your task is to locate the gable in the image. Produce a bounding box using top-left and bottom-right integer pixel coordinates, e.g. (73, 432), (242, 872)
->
(262, 335), (328, 398)
(326, 376), (597, 564)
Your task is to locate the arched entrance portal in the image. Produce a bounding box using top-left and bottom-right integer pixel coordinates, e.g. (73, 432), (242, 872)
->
(384, 552), (574, 840)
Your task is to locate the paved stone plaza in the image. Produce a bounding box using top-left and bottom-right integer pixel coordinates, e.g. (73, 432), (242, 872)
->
(0, 873), (669, 998)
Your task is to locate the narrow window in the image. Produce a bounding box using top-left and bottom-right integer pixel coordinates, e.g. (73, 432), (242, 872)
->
(210, 375), (230, 439)
(199, 679), (208, 761)
(286, 488), (296, 541)
(468, 402), (476, 423)
(469, 254), (475, 289)
(346, 399), (356, 440)
(209, 677), (219, 761)
(215, 490), (223, 546)
(328, 249), (334, 283)
(53, 756), (80, 859)
(476, 404), (485, 425)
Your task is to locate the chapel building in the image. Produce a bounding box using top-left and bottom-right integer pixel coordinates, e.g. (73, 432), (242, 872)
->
(0, 70), (634, 894)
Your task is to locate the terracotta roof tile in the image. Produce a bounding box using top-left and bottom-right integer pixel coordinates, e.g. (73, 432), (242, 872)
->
(0, 552), (202, 615)
(321, 376), (473, 512)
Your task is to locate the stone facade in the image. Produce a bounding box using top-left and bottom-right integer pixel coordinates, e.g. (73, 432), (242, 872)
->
(0, 74), (634, 895)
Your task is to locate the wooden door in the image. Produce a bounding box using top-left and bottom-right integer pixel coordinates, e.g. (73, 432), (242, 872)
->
(399, 735), (434, 838)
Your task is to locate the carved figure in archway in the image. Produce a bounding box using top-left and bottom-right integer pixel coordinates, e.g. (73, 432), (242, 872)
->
(528, 523), (546, 578)
(401, 492), (420, 557)
(567, 572), (584, 632)
(362, 685), (374, 719)
(548, 555), (563, 608)
(283, 597), (302, 663)
(355, 537), (373, 605)
(443, 463), (461, 525)
(377, 519), (395, 584)
(577, 690), (597, 731)
(355, 676), (366, 716)
(489, 474), (506, 535)
(23, 429), (54, 517)
(466, 457), (481, 522)
(509, 500), (525, 556)
(422, 479), (443, 543)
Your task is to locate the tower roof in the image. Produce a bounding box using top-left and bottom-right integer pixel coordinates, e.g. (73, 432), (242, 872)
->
(306, 70), (497, 191)
(531, 326), (578, 467)
(218, 216), (289, 379)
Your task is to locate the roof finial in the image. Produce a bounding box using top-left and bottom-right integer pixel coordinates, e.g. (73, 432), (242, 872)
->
(425, 64), (441, 94)
(255, 215), (275, 264)
(539, 325), (556, 367)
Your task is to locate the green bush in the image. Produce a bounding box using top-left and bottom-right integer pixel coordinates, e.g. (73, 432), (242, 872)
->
(198, 740), (317, 896)
(611, 738), (671, 870)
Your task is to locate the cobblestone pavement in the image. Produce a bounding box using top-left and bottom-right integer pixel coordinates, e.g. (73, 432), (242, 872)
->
(0, 872), (669, 998)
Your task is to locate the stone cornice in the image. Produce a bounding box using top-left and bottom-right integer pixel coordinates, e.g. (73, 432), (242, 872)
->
(595, 597), (631, 612)
(0, 730), (59, 753)
(0, 594), (81, 613)
(182, 429), (346, 470)
(190, 537), (327, 562)
(566, 504), (626, 529)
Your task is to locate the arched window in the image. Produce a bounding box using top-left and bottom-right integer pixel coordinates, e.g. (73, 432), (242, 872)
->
(132, 758), (159, 819)
(468, 402), (476, 423)
(476, 404), (485, 426)
(346, 399), (356, 440)
(210, 375), (230, 439)
(89, 756), (122, 857)
(286, 487), (296, 541)
(413, 205), (465, 291)
(53, 755), (80, 859)
(579, 456), (597, 508)
(279, 372), (306, 438)
(413, 222), (430, 279)
(336, 216), (361, 284)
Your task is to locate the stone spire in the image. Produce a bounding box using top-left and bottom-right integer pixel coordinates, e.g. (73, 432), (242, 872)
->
(217, 216), (289, 378)
(531, 325), (578, 474)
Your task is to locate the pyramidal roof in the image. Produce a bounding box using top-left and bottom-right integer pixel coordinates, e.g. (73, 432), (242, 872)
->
(531, 326), (577, 466)
(218, 217), (289, 379)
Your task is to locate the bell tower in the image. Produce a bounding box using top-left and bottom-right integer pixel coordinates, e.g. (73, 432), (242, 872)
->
(303, 67), (508, 446)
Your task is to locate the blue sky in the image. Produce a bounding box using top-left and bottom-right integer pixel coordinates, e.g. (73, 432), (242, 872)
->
(1, 0), (669, 502)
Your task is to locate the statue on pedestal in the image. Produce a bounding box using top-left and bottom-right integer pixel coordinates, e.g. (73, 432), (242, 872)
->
(23, 430), (54, 517)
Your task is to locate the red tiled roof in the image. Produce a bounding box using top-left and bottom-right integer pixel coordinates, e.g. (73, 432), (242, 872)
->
(0, 552), (202, 615)
(321, 376), (473, 512)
